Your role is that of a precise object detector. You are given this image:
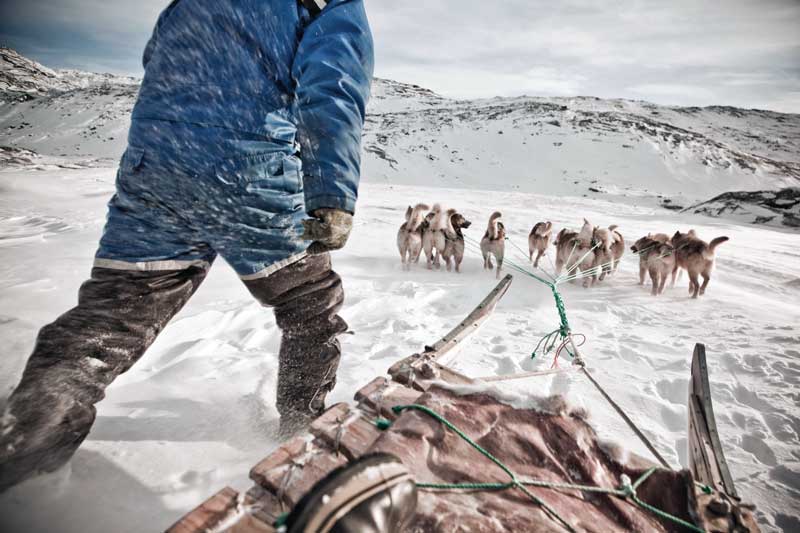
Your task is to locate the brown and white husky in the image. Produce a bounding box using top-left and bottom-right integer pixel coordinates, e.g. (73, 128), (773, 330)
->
(397, 203), (429, 270)
(553, 225), (596, 287)
(631, 233), (670, 285)
(671, 230), (729, 298)
(608, 225), (625, 275)
(440, 209), (472, 273)
(528, 221), (553, 268)
(480, 211), (505, 278)
(590, 225), (614, 283)
(631, 235), (675, 295)
(590, 224), (623, 282)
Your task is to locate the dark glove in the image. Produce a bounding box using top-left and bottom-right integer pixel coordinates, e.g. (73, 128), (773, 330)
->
(301, 208), (353, 255)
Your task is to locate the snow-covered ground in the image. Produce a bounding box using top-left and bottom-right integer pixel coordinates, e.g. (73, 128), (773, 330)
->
(1, 49), (799, 532)
(0, 165), (798, 532)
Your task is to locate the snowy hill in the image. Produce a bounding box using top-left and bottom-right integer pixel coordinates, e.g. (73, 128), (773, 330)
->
(2, 48), (799, 227)
(0, 47), (139, 96)
(1, 49), (799, 533)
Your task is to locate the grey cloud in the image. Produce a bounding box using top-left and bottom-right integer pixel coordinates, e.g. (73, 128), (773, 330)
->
(1, 0), (798, 111)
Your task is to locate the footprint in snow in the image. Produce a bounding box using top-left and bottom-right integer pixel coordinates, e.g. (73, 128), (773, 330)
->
(494, 356), (518, 376)
(490, 344), (508, 354)
(741, 433), (778, 466)
(370, 345), (400, 360)
(655, 378), (687, 405)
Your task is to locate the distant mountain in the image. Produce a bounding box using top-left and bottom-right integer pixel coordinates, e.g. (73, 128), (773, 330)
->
(0, 47), (138, 96)
(1, 47), (799, 227)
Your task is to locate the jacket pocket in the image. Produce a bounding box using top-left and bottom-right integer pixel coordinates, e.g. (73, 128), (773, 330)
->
(214, 152), (293, 188)
(121, 146), (145, 173)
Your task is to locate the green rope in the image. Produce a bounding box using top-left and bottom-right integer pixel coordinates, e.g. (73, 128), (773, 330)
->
(274, 512), (288, 528)
(373, 417), (392, 430)
(551, 284), (570, 335)
(531, 328), (560, 358)
(393, 404), (706, 533)
(695, 481), (714, 495)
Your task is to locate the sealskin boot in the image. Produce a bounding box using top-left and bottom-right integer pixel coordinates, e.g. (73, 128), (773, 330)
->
(243, 253), (348, 435)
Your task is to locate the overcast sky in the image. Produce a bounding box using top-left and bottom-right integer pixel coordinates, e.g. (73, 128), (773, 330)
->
(1, 0), (799, 112)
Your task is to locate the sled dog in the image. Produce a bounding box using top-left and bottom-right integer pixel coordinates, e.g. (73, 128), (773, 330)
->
(528, 221), (553, 268)
(480, 211), (505, 279)
(441, 209), (472, 273)
(397, 203), (429, 270)
(671, 230), (729, 298)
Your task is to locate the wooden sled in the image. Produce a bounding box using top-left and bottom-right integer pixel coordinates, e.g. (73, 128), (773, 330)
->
(167, 276), (759, 532)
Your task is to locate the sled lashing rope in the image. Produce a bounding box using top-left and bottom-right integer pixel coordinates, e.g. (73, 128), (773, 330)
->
(382, 405), (706, 533)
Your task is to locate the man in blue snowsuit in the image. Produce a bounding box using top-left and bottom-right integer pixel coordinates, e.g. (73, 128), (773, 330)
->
(0, 0), (373, 491)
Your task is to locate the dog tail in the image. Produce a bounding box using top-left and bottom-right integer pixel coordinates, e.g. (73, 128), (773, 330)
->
(531, 221), (552, 237)
(554, 227), (567, 246)
(407, 203), (430, 232)
(608, 225), (623, 243)
(577, 219), (594, 244)
(487, 211), (502, 240)
(706, 236), (729, 256)
(432, 204), (449, 231)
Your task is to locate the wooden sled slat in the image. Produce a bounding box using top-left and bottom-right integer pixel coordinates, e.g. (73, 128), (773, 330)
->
(426, 273), (513, 361)
(688, 343), (738, 498)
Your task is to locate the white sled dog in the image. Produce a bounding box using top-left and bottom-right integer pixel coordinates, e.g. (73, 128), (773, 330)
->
(440, 209), (472, 273)
(528, 221), (553, 268)
(422, 204), (447, 270)
(480, 211), (505, 279)
(397, 203), (429, 270)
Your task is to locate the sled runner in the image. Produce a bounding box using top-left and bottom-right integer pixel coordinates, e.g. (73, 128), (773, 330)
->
(168, 276), (758, 533)
(688, 343), (738, 499)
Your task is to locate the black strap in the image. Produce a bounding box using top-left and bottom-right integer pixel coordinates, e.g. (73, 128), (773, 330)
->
(300, 0), (328, 16)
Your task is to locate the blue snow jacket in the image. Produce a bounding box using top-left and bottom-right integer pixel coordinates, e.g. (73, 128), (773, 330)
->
(132, 0), (373, 215)
(96, 0), (373, 278)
